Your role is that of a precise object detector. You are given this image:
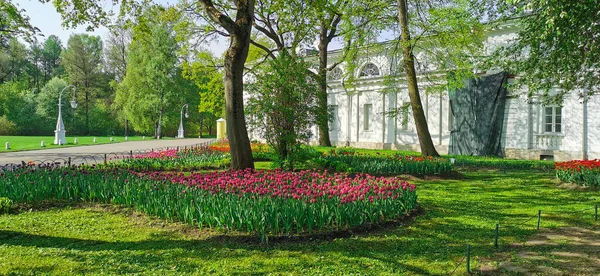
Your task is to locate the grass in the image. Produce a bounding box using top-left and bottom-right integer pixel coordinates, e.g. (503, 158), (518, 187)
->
(0, 136), (170, 152)
(313, 146), (555, 170)
(1, 168), (598, 275)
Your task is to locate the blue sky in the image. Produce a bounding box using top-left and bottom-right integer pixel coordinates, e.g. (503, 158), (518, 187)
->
(18, 0), (109, 45)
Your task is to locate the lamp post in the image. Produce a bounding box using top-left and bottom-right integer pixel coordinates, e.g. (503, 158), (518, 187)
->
(54, 85), (77, 145)
(177, 103), (189, 138)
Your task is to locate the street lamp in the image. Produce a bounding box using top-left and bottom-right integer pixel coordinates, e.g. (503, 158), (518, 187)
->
(177, 103), (189, 138)
(54, 85), (77, 145)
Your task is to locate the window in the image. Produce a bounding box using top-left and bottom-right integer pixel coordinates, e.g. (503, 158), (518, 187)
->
(359, 63), (380, 77)
(363, 104), (373, 130)
(401, 103), (411, 131)
(544, 106), (562, 133)
(329, 105), (338, 131)
(328, 67), (343, 81)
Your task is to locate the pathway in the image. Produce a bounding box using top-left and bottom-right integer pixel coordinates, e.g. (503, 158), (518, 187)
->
(0, 138), (214, 166)
(479, 226), (600, 275)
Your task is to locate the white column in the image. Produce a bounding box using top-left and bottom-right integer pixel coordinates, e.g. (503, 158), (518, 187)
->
(583, 88), (589, 160)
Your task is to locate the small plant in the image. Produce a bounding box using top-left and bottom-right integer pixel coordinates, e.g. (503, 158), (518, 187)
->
(0, 197), (13, 214)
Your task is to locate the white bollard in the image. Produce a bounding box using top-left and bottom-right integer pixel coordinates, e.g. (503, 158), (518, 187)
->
(110, 137), (113, 142)
(5, 142), (9, 149)
(41, 141), (45, 147)
(93, 137), (97, 143)
(142, 136), (145, 140)
(74, 138), (78, 144)
(125, 136), (128, 141)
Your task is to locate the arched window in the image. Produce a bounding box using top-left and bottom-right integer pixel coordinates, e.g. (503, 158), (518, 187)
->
(328, 67), (343, 81)
(359, 63), (380, 77)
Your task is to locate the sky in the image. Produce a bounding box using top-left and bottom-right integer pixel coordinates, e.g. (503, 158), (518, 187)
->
(17, 0), (229, 56)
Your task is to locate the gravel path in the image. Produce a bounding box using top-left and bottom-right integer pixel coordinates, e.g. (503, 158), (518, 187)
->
(0, 138), (214, 166)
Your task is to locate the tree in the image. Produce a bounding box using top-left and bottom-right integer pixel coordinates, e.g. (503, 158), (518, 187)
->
(189, 0), (256, 169)
(246, 52), (318, 169)
(309, 0), (389, 147)
(41, 35), (63, 82)
(35, 77), (73, 125)
(492, 0), (600, 100)
(0, 38), (28, 83)
(105, 21), (131, 82)
(392, 0), (486, 156)
(116, 6), (189, 138)
(182, 50), (225, 137)
(0, 0), (41, 48)
(61, 33), (103, 135)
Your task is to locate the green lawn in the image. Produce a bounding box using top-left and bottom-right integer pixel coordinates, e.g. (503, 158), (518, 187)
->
(1, 169), (598, 275)
(0, 136), (169, 152)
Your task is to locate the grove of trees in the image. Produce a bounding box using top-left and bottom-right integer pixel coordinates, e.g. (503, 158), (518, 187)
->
(0, 3), (225, 138)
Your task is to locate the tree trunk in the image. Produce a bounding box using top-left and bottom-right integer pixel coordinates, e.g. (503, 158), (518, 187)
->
(199, 113), (204, 138)
(397, 0), (439, 157)
(316, 24), (333, 147)
(85, 85), (89, 136)
(156, 108), (163, 139)
(223, 4), (255, 170)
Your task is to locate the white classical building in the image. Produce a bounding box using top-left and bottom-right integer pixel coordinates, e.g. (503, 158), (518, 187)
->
(306, 25), (599, 161)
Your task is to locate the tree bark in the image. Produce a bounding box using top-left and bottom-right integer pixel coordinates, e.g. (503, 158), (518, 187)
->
(316, 23), (332, 147)
(198, 0), (256, 169)
(397, 0), (439, 157)
(157, 107), (163, 139)
(199, 113), (204, 138)
(223, 1), (255, 169)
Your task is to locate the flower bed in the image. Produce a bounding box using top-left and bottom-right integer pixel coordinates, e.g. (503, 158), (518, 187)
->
(107, 147), (229, 171)
(210, 140), (273, 161)
(0, 166), (417, 240)
(314, 151), (453, 175)
(555, 159), (600, 187)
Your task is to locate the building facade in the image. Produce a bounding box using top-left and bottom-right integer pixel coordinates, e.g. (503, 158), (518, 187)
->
(309, 25), (599, 161)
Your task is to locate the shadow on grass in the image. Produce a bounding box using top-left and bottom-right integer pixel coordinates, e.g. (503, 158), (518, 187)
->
(1, 170), (598, 275)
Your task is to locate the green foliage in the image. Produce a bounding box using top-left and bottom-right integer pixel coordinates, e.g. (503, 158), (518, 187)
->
(492, 1), (600, 101)
(314, 153), (454, 175)
(271, 146), (321, 170)
(0, 197), (12, 214)
(181, 50), (225, 135)
(36, 77), (72, 119)
(116, 6), (197, 137)
(1, 169), (597, 274)
(0, 1), (40, 47)
(0, 167), (417, 240)
(0, 38), (29, 83)
(246, 52), (319, 170)
(448, 155), (555, 170)
(61, 33), (104, 135)
(107, 148), (230, 171)
(0, 115), (16, 135)
(555, 160), (600, 187)
(41, 35), (63, 81)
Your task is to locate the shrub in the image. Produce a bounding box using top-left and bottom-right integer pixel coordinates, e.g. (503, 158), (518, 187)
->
(246, 52), (319, 170)
(0, 197), (13, 214)
(0, 116), (17, 135)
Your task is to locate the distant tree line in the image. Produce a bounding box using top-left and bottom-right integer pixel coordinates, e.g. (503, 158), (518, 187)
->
(0, 5), (225, 138)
